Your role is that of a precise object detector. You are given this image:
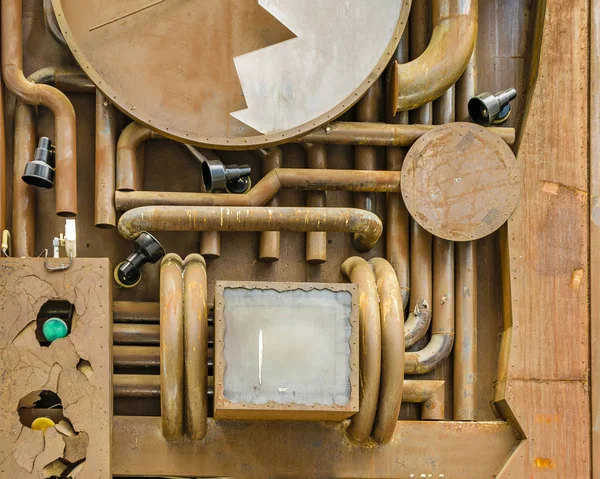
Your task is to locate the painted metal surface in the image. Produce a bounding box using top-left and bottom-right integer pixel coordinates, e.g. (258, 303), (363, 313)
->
(402, 122), (521, 242)
(52, 0), (411, 149)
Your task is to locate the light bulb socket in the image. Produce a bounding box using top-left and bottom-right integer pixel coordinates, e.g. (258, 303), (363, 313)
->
(115, 232), (165, 287)
(202, 159), (251, 194)
(468, 88), (517, 126)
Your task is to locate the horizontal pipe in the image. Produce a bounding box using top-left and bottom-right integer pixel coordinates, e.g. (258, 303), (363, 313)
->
(118, 206), (383, 252)
(113, 322), (213, 344)
(115, 168), (402, 211)
(113, 301), (161, 323)
(113, 375), (213, 399)
(2, 0), (78, 217)
(301, 122), (514, 146)
(113, 345), (214, 369)
(389, 0), (477, 114)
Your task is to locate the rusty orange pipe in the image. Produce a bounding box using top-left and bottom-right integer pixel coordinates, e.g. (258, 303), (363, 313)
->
(403, 379), (445, 420)
(386, 26), (410, 306)
(256, 147), (282, 262)
(2, 0), (78, 217)
(113, 323), (214, 346)
(118, 206), (383, 252)
(116, 122), (160, 191)
(113, 345), (214, 369)
(95, 91), (117, 228)
(160, 253), (184, 441)
(0, 76), (5, 233)
(303, 143), (328, 263)
(389, 0), (477, 115)
(405, 237), (455, 375)
(115, 168), (402, 211)
(354, 82), (380, 212)
(369, 258), (404, 444)
(341, 257), (381, 443)
(182, 254), (208, 440)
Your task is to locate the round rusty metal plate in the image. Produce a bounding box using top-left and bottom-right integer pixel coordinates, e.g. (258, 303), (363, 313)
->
(401, 123), (521, 241)
(52, 0), (411, 149)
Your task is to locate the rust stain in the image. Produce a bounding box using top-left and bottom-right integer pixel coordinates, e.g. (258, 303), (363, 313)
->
(542, 180), (587, 204)
(569, 268), (584, 289)
(534, 457), (556, 469)
(535, 413), (560, 424)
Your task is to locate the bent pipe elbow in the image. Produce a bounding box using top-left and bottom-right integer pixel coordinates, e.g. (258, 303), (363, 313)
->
(118, 206), (383, 251)
(404, 299), (431, 349)
(389, 0), (478, 115)
(116, 123), (160, 192)
(404, 333), (455, 375)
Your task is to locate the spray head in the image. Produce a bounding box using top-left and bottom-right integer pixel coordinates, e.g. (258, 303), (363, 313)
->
(22, 137), (55, 189)
(202, 159), (251, 194)
(114, 232), (165, 288)
(468, 88), (517, 126)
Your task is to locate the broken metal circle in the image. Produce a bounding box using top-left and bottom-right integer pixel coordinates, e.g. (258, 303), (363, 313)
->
(401, 122), (521, 242)
(52, 0), (410, 149)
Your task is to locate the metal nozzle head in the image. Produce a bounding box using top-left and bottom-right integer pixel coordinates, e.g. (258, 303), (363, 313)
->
(202, 159), (251, 194)
(468, 88), (517, 126)
(22, 137), (55, 189)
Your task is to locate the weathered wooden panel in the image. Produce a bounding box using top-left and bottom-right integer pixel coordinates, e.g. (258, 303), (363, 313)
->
(0, 258), (112, 478)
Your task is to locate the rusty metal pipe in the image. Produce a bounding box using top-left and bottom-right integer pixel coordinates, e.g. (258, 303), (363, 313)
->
(118, 206), (383, 252)
(408, 0), (433, 126)
(2, 0), (78, 217)
(114, 375), (214, 398)
(256, 147), (282, 262)
(454, 46), (478, 421)
(113, 346), (214, 369)
(95, 91), (117, 228)
(182, 254), (208, 439)
(303, 143), (328, 263)
(405, 237), (455, 375)
(0, 76), (5, 233)
(43, 0), (66, 46)
(301, 121), (514, 146)
(116, 122), (160, 191)
(113, 323), (215, 344)
(341, 257), (381, 443)
(369, 258), (404, 444)
(386, 27), (410, 306)
(115, 168), (403, 211)
(160, 253), (184, 440)
(354, 82), (380, 212)
(113, 301), (161, 323)
(12, 102), (36, 257)
(389, 0), (477, 115)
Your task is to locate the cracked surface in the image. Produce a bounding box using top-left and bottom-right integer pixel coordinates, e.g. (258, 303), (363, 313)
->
(0, 259), (112, 478)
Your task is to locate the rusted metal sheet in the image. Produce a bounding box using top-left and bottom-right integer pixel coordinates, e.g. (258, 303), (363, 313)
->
(112, 416), (517, 478)
(213, 281), (359, 421)
(402, 122), (521, 242)
(0, 258), (112, 478)
(52, 0), (411, 149)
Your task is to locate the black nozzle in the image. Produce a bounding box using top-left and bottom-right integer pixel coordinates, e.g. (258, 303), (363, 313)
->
(468, 88), (517, 126)
(115, 232), (165, 287)
(22, 137), (55, 189)
(202, 159), (251, 194)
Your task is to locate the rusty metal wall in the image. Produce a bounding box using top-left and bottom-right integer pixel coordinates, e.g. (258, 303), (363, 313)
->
(2, 0), (532, 421)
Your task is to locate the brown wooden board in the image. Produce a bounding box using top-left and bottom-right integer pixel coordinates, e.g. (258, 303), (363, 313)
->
(494, 0), (590, 476)
(0, 258), (112, 478)
(112, 416), (517, 478)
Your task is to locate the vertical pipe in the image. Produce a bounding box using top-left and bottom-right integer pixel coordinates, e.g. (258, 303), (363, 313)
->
(0, 79), (6, 233)
(386, 25), (410, 306)
(182, 254), (208, 440)
(12, 102), (36, 257)
(354, 81), (380, 212)
(454, 44), (478, 421)
(256, 147), (282, 262)
(408, 0), (433, 350)
(94, 90), (117, 228)
(199, 231), (220, 260)
(304, 143), (327, 263)
(160, 253), (184, 440)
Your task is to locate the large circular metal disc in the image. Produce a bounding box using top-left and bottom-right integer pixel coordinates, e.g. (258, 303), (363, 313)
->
(402, 123), (521, 241)
(52, 0), (411, 149)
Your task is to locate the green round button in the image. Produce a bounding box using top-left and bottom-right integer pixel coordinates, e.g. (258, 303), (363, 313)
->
(42, 317), (68, 342)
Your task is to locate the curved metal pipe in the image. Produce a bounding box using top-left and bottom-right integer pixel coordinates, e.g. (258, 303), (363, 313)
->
(183, 254), (208, 440)
(402, 379), (445, 420)
(2, 0), (79, 217)
(341, 257), (381, 443)
(388, 0), (478, 115)
(95, 91), (117, 228)
(369, 258), (404, 445)
(115, 168), (402, 211)
(116, 122), (160, 191)
(160, 253), (184, 441)
(405, 237), (455, 375)
(256, 147), (283, 262)
(118, 206), (383, 252)
(43, 0), (67, 46)
(303, 143), (328, 263)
